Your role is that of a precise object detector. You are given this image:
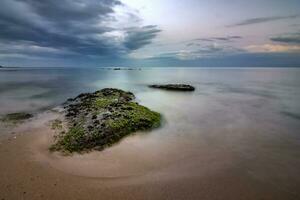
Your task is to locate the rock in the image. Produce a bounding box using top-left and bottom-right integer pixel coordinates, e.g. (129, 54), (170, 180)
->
(50, 88), (161, 153)
(1, 112), (33, 122)
(111, 67), (141, 71)
(149, 84), (195, 91)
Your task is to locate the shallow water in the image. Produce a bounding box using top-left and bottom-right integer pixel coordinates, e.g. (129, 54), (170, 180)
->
(1, 67), (300, 197)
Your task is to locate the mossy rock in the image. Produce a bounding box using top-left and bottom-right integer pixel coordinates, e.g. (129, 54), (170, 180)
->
(1, 112), (33, 122)
(51, 88), (161, 153)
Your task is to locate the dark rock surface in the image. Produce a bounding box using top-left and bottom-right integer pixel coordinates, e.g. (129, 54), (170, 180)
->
(51, 88), (161, 153)
(110, 67), (141, 71)
(149, 84), (195, 91)
(1, 112), (33, 122)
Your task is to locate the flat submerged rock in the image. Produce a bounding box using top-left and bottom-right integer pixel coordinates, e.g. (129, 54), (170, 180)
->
(149, 84), (195, 91)
(1, 112), (33, 122)
(51, 88), (161, 153)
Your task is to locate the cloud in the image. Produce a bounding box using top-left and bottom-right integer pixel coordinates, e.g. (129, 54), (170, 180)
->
(194, 36), (242, 42)
(154, 44), (244, 60)
(270, 32), (300, 44)
(245, 44), (300, 53)
(227, 15), (299, 27)
(186, 36), (242, 47)
(0, 41), (77, 59)
(139, 50), (300, 68)
(146, 39), (300, 61)
(0, 0), (160, 60)
(128, 35), (244, 60)
(247, 32), (300, 54)
(290, 24), (300, 27)
(124, 25), (161, 50)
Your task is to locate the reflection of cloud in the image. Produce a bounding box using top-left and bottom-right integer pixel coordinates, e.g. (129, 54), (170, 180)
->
(227, 15), (299, 27)
(245, 44), (300, 53)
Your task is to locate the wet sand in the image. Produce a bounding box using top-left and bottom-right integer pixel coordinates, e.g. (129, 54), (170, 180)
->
(0, 111), (299, 200)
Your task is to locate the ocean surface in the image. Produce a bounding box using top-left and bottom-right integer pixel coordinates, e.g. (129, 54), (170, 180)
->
(0, 67), (300, 197)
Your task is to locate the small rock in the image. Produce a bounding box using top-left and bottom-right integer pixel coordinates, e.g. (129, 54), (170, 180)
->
(149, 84), (195, 91)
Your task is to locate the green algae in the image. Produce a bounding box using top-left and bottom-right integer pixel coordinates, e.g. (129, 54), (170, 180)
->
(51, 124), (86, 152)
(107, 102), (161, 132)
(51, 119), (63, 130)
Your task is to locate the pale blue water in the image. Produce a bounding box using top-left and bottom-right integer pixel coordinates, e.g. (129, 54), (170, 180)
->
(1, 67), (299, 116)
(0, 67), (300, 197)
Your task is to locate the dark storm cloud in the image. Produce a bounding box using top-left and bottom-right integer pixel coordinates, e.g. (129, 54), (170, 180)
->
(124, 25), (161, 50)
(227, 15), (299, 27)
(19, 0), (121, 22)
(0, 0), (160, 59)
(271, 32), (300, 44)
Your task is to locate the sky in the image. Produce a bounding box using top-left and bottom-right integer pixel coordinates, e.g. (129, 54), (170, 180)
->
(0, 0), (300, 67)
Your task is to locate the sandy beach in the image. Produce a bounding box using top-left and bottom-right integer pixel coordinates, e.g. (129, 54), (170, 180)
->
(0, 110), (299, 200)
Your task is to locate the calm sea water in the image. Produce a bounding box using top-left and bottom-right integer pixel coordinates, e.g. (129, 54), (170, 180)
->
(0, 67), (300, 116)
(1, 67), (300, 196)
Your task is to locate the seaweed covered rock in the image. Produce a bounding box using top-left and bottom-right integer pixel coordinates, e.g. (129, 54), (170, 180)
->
(51, 88), (161, 153)
(1, 112), (33, 122)
(149, 84), (195, 91)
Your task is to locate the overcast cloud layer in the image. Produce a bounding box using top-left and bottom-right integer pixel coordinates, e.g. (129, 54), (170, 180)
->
(0, 0), (300, 67)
